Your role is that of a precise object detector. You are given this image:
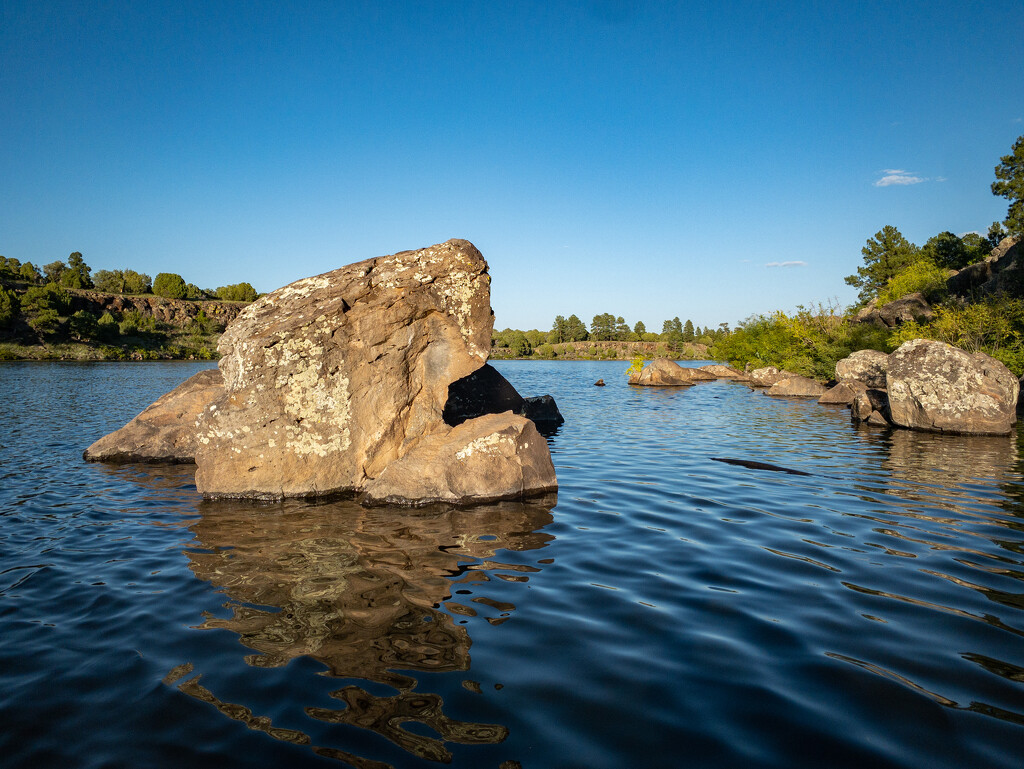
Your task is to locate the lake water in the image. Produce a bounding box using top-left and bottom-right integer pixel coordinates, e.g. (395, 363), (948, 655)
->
(2, 360), (1024, 769)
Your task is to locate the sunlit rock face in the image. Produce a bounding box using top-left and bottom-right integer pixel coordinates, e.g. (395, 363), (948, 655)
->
(83, 369), (223, 463)
(628, 358), (712, 386)
(192, 239), (557, 503)
(886, 339), (1019, 435)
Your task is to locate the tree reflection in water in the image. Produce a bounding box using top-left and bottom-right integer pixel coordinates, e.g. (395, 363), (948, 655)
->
(169, 495), (554, 767)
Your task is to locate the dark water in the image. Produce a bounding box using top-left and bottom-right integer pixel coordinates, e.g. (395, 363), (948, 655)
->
(2, 360), (1024, 769)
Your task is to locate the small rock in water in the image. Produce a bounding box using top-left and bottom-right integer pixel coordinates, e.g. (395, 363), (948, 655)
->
(594, 379), (606, 386)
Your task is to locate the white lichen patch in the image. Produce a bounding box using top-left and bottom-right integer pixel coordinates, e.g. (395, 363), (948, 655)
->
(273, 275), (332, 303)
(455, 431), (513, 460)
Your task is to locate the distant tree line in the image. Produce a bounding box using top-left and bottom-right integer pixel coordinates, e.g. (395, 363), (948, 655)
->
(0, 250), (260, 359)
(0, 251), (259, 302)
(492, 312), (730, 357)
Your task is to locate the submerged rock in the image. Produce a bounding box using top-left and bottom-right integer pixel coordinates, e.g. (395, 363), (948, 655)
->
(886, 339), (1018, 435)
(83, 369), (223, 463)
(88, 239), (558, 505)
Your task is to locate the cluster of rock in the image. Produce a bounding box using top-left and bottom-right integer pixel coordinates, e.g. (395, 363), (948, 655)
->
(629, 359), (829, 399)
(629, 340), (1020, 436)
(820, 341), (1019, 435)
(85, 240), (560, 506)
(946, 236), (1022, 297)
(70, 291), (246, 327)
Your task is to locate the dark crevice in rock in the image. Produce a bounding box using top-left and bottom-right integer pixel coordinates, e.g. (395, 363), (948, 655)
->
(442, 364), (564, 436)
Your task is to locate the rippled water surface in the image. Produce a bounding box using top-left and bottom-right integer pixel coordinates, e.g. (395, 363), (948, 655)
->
(3, 360), (1024, 768)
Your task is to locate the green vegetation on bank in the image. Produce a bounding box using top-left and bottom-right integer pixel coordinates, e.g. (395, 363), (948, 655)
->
(710, 135), (1024, 379)
(0, 252), (258, 361)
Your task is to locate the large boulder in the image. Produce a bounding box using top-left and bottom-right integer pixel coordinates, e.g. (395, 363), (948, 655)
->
(83, 369), (223, 463)
(885, 339), (1019, 435)
(88, 239), (558, 505)
(191, 239), (555, 501)
(765, 376), (828, 398)
(835, 349), (889, 388)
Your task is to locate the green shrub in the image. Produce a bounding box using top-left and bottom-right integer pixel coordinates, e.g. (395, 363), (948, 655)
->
(152, 272), (188, 299)
(68, 310), (100, 340)
(535, 343), (556, 358)
(22, 282), (71, 315)
(0, 288), (19, 328)
(28, 308), (61, 334)
(118, 310), (159, 336)
(876, 260), (950, 305)
(216, 282), (258, 303)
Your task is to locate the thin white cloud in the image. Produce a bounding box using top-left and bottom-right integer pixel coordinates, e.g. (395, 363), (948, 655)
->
(766, 261), (807, 268)
(874, 169), (926, 187)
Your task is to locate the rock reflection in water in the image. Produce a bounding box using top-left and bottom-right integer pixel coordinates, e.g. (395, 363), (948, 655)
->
(171, 495), (554, 766)
(851, 426), (1020, 509)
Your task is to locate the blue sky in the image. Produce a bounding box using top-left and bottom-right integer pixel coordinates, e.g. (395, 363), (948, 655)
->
(2, 1), (1022, 332)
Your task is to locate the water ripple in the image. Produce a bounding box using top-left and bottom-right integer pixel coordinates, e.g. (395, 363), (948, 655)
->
(1, 361), (1024, 767)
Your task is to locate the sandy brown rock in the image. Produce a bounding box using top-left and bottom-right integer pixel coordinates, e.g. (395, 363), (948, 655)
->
(835, 350), (889, 388)
(818, 380), (868, 405)
(886, 339), (1019, 435)
(629, 358), (709, 386)
(189, 239), (556, 502)
(765, 376), (828, 398)
(83, 369), (223, 463)
(360, 413), (556, 506)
